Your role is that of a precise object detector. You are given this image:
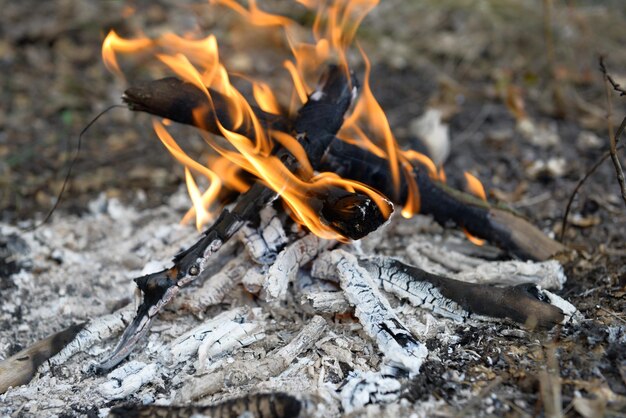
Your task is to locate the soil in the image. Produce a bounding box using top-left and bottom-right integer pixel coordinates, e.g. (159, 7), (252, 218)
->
(1, 0), (626, 417)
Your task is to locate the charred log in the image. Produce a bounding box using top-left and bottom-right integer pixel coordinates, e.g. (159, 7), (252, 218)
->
(123, 76), (565, 261)
(109, 392), (302, 418)
(0, 323), (84, 394)
(322, 140), (566, 261)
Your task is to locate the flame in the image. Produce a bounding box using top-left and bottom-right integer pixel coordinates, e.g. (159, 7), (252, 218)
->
(103, 0), (477, 242)
(463, 171), (487, 246)
(464, 172), (487, 201)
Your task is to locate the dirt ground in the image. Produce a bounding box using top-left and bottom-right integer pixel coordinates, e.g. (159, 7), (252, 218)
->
(1, 0), (626, 417)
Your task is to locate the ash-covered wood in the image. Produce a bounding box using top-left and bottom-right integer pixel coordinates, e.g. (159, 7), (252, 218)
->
(340, 370), (402, 413)
(109, 392), (303, 418)
(178, 315), (327, 402)
(313, 250), (427, 375)
(360, 256), (580, 328)
(265, 234), (335, 300)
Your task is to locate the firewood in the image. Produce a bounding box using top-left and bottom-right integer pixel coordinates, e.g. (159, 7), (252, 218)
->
(0, 323), (84, 394)
(312, 250), (427, 375)
(97, 66), (386, 371)
(322, 140), (566, 261)
(123, 76), (566, 261)
(359, 256), (581, 328)
(109, 392), (303, 418)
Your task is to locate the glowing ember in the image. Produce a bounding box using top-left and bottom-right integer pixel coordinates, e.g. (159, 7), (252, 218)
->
(102, 0), (486, 245)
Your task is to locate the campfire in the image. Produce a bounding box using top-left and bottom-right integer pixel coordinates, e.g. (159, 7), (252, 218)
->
(0, 0), (587, 416)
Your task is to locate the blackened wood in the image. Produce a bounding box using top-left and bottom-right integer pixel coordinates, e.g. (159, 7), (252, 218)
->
(321, 140), (565, 261)
(361, 257), (565, 328)
(123, 76), (565, 260)
(109, 392), (301, 418)
(124, 77), (290, 138)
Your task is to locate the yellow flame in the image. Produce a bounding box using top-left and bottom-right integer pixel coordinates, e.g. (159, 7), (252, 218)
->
(463, 171), (487, 246)
(464, 171), (487, 201)
(103, 0), (475, 239)
(102, 30), (153, 77)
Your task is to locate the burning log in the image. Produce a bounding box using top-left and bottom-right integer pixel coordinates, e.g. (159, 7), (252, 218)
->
(321, 140), (566, 261)
(122, 77), (565, 261)
(96, 65), (390, 371)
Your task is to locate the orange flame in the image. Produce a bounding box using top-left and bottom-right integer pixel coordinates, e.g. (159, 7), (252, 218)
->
(103, 0), (468, 241)
(463, 171), (487, 246)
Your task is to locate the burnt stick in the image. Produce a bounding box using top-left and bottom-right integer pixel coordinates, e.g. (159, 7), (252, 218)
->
(97, 65), (391, 371)
(123, 77), (565, 261)
(359, 256), (570, 328)
(321, 140), (565, 261)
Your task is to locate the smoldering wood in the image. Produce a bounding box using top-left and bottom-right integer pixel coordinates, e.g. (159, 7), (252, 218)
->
(123, 76), (566, 261)
(99, 65), (390, 371)
(109, 392), (303, 418)
(315, 250), (427, 375)
(360, 256), (578, 328)
(178, 315), (327, 402)
(0, 323), (84, 394)
(265, 234), (336, 300)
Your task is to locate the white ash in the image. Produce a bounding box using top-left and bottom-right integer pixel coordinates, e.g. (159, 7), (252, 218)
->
(406, 241), (566, 289)
(238, 207), (288, 264)
(165, 307), (261, 367)
(38, 305), (135, 374)
(536, 288), (584, 324)
(0, 194), (582, 417)
(177, 315), (327, 402)
(264, 234), (335, 300)
(316, 250), (427, 375)
(301, 291), (351, 314)
(178, 255), (254, 314)
(340, 370), (402, 413)
(99, 361), (158, 400)
(360, 256), (481, 324)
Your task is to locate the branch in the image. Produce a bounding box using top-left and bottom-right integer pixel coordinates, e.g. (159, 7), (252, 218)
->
(599, 56), (626, 207)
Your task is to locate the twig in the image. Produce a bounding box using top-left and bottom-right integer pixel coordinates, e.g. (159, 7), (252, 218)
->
(600, 56), (626, 207)
(559, 144), (625, 243)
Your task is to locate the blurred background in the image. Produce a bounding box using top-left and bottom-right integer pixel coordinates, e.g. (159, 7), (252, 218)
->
(1, 0), (626, 252)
